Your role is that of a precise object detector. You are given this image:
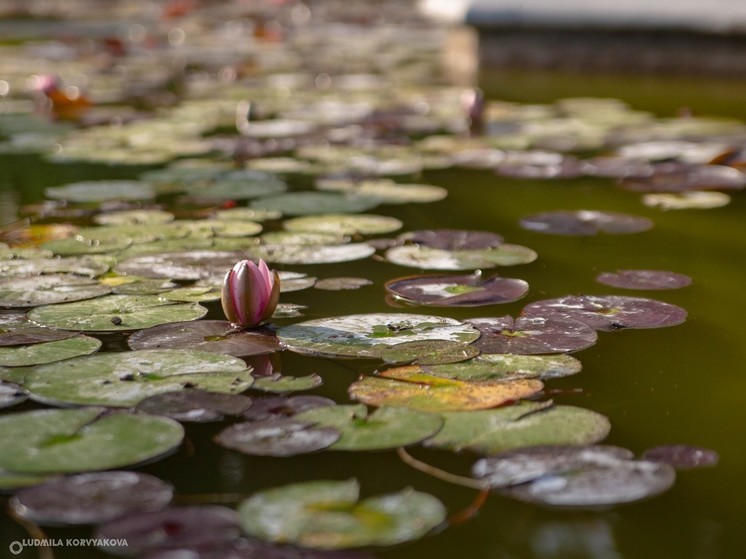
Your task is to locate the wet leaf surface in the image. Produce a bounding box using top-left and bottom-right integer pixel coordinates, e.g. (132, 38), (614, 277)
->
(385, 244), (537, 270)
(399, 229), (504, 250)
(0, 334), (102, 367)
(238, 479), (446, 549)
(296, 404), (443, 450)
(314, 277), (374, 291)
(0, 327), (76, 347)
(641, 444), (720, 470)
(252, 243), (376, 265)
(407, 353), (582, 381)
(521, 295), (688, 331)
(596, 269), (692, 290)
(0, 274), (111, 308)
(283, 214), (403, 236)
(9, 471), (174, 525)
(136, 390), (253, 423)
(519, 210), (654, 236)
(385, 273), (528, 306)
(377, 339), (480, 365)
(252, 373), (324, 394)
(467, 316), (598, 354)
(242, 396), (336, 422)
(115, 251), (244, 281)
(215, 418), (340, 457)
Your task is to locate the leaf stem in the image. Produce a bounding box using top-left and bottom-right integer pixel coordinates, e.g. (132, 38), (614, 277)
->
(7, 505), (55, 559)
(396, 447), (488, 490)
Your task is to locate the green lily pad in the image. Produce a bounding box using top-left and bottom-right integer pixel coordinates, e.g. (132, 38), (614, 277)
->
(45, 181), (155, 203)
(0, 274), (111, 308)
(278, 313), (480, 358)
(111, 279), (178, 296)
(278, 271), (317, 292)
(115, 251), (244, 280)
(238, 479), (446, 549)
(296, 404), (443, 451)
(176, 219), (263, 238)
(252, 373), (323, 393)
(385, 244), (537, 270)
(0, 257), (109, 278)
(28, 295), (208, 332)
(318, 178), (447, 204)
(283, 214), (403, 236)
(184, 175), (287, 201)
(377, 340), (480, 365)
(159, 286), (222, 302)
(414, 354), (582, 381)
(251, 243), (375, 265)
(0, 408), (184, 473)
(425, 401), (611, 454)
(24, 349), (252, 407)
(212, 207), (283, 222)
(350, 368), (542, 412)
(76, 223), (187, 245)
(251, 192), (380, 216)
(41, 237), (132, 256)
(0, 471), (55, 492)
(93, 209), (175, 226)
(261, 231), (350, 246)
(313, 277), (373, 291)
(0, 335), (102, 367)
(642, 191), (731, 210)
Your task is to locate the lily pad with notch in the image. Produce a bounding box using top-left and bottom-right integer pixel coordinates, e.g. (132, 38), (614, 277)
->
(277, 313), (480, 359)
(385, 272), (528, 306)
(519, 210), (653, 235)
(136, 390), (253, 423)
(472, 445), (676, 508)
(295, 404), (443, 451)
(24, 349), (252, 407)
(9, 471), (174, 526)
(0, 408), (184, 473)
(215, 418), (340, 457)
(0, 382), (28, 408)
(425, 401), (611, 454)
(128, 320), (283, 357)
(521, 295), (688, 331)
(596, 269), (692, 290)
(385, 244), (537, 271)
(238, 479), (446, 549)
(0, 274), (111, 308)
(0, 334), (102, 367)
(467, 316), (598, 354)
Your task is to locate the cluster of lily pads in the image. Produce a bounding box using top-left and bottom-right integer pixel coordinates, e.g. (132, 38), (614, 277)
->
(0, 0), (730, 556)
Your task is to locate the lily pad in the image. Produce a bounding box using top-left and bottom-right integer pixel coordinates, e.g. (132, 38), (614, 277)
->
(41, 237), (132, 256)
(24, 349), (252, 407)
(242, 396), (336, 422)
(94, 209), (175, 226)
(521, 295), (688, 331)
(0, 274), (111, 308)
(642, 191), (731, 210)
(252, 374), (323, 394)
(128, 321), (282, 357)
(136, 390), (253, 423)
(414, 353), (582, 381)
(295, 404), (443, 451)
(159, 286), (223, 302)
(0, 256), (109, 277)
(278, 313), (480, 358)
(385, 244), (537, 270)
(620, 163), (745, 193)
(319, 179), (447, 204)
(0, 334), (102, 367)
(96, 506), (242, 556)
(385, 273), (528, 306)
(596, 270), (692, 290)
(251, 192), (380, 216)
(213, 207), (283, 222)
(519, 210), (653, 235)
(0, 381), (28, 408)
(238, 479), (446, 549)
(349, 368), (542, 412)
(115, 251), (244, 280)
(45, 181), (155, 203)
(377, 340), (480, 365)
(641, 445), (720, 470)
(261, 231), (350, 246)
(425, 402), (611, 454)
(283, 214), (403, 236)
(184, 176), (287, 201)
(0, 326), (75, 347)
(467, 316), (598, 354)
(215, 418), (340, 457)
(0, 471), (54, 492)
(314, 277), (373, 291)
(398, 229), (504, 250)
(0, 408), (184, 473)
(473, 445), (676, 507)
(251, 243), (375, 265)
(9, 471), (174, 526)
(278, 272), (317, 293)
(28, 294), (208, 332)
(176, 219), (263, 239)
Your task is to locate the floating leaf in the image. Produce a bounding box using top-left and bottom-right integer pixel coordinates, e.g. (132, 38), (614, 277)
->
(399, 229), (504, 250)
(184, 176), (287, 201)
(24, 349), (252, 407)
(252, 374), (323, 394)
(385, 244), (537, 270)
(252, 243), (375, 265)
(96, 506), (242, 556)
(377, 340), (480, 365)
(9, 471), (174, 526)
(115, 251), (244, 280)
(273, 303), (307, 319)
(251, 192), (380, 216)
(596, 269), (692, 290)
(261, 231), (350, 246)
(385, 273), (528, 306)
(425, 401), (611, 454)
(296, 404), (443, 451)
(159, 286), (222, 302)
(242, 395), (336, 422)
(521, 295), (688, 331)
(414, 353), (582, 381)
(136, 390), (253, 423)
(0, 408), (184, 473)
(45, 181), (155, 203)
(283, 214), (403, 236)
(350, 368), (542, 412)
(0, 381), (28, 408)
(128, 320), (282, 357)
(215, 418), (340, 457)
(473, 445), (676, 507)
(314, 277), (373, 291)
(238, 479), (446, 549)
(0, 326), (75, 347)
(467, 316), (597, 354)
(519, 210), (653, 235)
(319, 178), (447, 204)
(94, 209), (175, 226)
(77, 223), (187, 244)
(278, 313), (480, 358)
(0, 274), (110, 308)
(176, 219), (263, 238)
(0, 471), (54, 492)
(28, 294), (208, 332)
(642, 191), (731, 210)
(0, 256), (109, 278)
(620, 163), (745, 193)
(278, 272), (317, 293)
(213, 207), (283, 222)
(41, 237), (132, 256)
(0, 334), (102, 367)
(641, 445), (719, 470)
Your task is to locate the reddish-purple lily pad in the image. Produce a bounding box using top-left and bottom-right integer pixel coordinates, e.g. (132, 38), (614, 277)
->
(398, 229), (504, 250)
(127, 320), (283, 357)
(135, 390), (253, 423)
(0, 327), (76, 347)
(215, 418), (340, 457)
(596, 270), (692, 290)
(9, 471), (173, 526)
(522, 295), (688, 331)
(620, 162), (746, 193)
(641, 445), (720, 470)
(519, 210), (653, 236)
(385, 272), (528, 307)
(242, 395), (336, 422)
(467, 316), (598, 354)
(96, 506), (242, 556)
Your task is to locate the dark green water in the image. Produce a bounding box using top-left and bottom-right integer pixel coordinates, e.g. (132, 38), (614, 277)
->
(1, 74), (745, 559)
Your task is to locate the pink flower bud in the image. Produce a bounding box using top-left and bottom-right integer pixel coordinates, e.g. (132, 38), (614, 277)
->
(221, 259), (280, 328)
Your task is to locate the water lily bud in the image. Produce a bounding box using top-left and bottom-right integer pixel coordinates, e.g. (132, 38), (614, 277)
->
(221, 259), (280, 328)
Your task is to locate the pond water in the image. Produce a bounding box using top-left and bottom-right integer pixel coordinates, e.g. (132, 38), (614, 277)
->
(1, 4), (745, 559)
